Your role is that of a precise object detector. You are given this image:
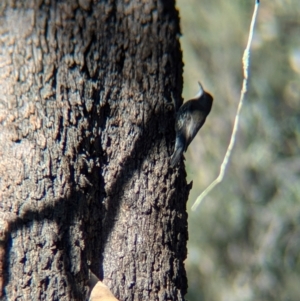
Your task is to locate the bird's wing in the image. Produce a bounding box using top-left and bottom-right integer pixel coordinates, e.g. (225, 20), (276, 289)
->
(175, 102), (192, 132)
(186, 116), (206, 148)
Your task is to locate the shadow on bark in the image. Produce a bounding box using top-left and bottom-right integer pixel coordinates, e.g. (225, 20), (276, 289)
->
(2, 103), (188, 299)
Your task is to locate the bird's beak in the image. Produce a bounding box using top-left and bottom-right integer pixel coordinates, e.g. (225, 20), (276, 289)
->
(196, 81), (204, 98)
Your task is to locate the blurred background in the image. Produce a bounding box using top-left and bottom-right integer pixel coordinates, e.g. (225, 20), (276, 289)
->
(176, 0), (300, 300)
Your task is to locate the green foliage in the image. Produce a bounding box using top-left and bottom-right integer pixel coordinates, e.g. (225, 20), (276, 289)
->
(177, 1), (300, 300)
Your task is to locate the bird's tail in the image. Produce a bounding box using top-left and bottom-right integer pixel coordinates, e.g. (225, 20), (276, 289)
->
(170, 137), (185, 167)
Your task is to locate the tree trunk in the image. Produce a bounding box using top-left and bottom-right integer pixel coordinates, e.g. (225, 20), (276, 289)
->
(0, 1), (189, 300)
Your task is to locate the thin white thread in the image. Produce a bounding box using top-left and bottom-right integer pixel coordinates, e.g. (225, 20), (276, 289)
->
(191, 0), (260, 211)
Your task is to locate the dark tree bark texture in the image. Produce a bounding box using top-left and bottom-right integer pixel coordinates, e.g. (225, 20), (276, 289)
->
(0, 1), (189, 300)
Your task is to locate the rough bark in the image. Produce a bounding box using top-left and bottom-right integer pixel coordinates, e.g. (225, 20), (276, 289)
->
(0, 1), (189, 300)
